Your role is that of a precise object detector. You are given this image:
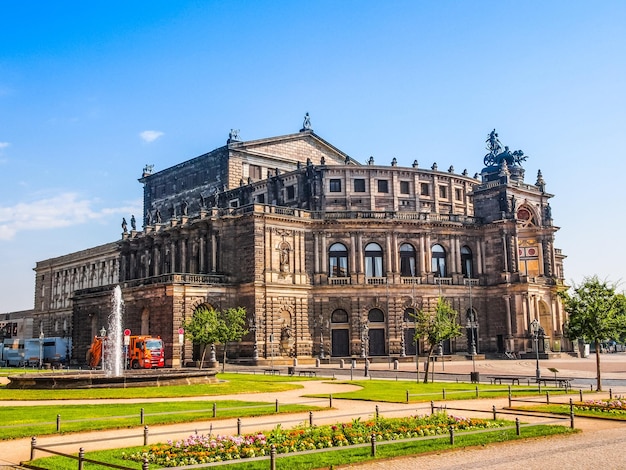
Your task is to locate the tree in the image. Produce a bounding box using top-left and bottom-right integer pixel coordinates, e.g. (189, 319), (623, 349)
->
(412, 297), (462, 384)
(182, 306), (249, 371)
(182, 305), (221, 368)
(559, 276), (626, 391)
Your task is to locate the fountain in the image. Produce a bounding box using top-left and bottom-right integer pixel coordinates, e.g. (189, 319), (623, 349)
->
(6, 286), (219, 389)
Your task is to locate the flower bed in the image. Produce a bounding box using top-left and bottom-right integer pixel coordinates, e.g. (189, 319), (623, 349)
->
(575, 398), (626, 415)
(122, 412), (504, 466)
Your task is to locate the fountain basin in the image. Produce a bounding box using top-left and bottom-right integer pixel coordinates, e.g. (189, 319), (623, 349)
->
(6, 368), (219, 389)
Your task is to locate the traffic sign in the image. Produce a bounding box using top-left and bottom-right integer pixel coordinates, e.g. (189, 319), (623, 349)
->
(124, 328), (131, 336)
(178, 328), (184, 335)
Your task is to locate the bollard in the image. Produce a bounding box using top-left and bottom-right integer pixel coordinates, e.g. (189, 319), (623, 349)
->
(431, 400), (435, 414)
(370, 433), (377, 456)
(393, 359), (399, 370)
(579, 389), (583, 402)
(546, 391), (550, 405)
(78, 447), (85, 470)
(316, 358), (320, 368)
(610, 388), (613, 400)
(590, 384), (593, 391)
(449, 426), (455, 445)
(570, 397), (575, 429)
(406, 390), (410, 404)
(275, 399), (279, 413)
(492, 405), (497, 420)
(340, 359), (344, 369)
(442, 389), (446, 400)
(329, 394), (333, 408)
(143, 426), (149, 446)
(237, 418), (242, 435)
(56, 414), (61, 433)
(270, 444), (277, 470)
(140, 407), (145, 425)
(508, 385), (512, 408)
(475, 386), (479, 398)
(515, 418), (520, 436)
(309, 411), (313, 427)
(213, 402), (217, 418)
(375, 405), (379, 420)
(30, 437), (37, 461)
(143, 457), (149, 470)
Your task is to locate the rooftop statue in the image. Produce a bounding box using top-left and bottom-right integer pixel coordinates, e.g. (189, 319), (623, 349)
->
(484, 129), (528, 167)
(300, 112), (313, 132)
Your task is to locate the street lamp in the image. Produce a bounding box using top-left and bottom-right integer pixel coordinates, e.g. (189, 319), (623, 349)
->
(361, 322), (369, 358)
(39, 330), (44, 369)
(464, 278), (477, 373)
(100, 327), (107, 371)
(530, 319), (541, 380)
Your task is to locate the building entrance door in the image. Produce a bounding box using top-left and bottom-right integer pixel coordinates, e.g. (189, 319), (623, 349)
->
(368, 329), (386, 356)
(331, 329), (350, 357)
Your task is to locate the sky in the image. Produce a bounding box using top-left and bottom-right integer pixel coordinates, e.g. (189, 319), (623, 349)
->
(1, 1), (625, 312)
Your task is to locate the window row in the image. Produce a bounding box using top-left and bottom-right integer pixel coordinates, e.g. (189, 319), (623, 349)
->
(328, 179), (465, 200)
(329, 242), (474, 278)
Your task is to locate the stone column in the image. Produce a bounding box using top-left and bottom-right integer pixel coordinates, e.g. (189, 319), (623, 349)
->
(211, 233), (217, 273)
(199, 235), (205, 274)
(501, 232), (509, 272)
(321, 232), (327, 276)
(180, 238), (187, 274)
(419, 233), (426, 275)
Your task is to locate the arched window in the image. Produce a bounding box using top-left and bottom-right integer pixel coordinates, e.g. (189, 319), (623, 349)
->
(329, 243), (349, 277)
(399, 243), (417, 277)
(331, 309), (349, 323)
(364, 243), (383, 277)
(403, 307), (416, 322)
(461, 246), (473, 278)
(368, 308), (385, 323)
(431, 244), (447, 277)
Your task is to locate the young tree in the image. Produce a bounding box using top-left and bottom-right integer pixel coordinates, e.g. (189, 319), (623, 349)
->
(217, 307), (249, 373)
(412, 297), (462, 384)
(559, 276), (626, 391)
(182, 305), (221, 368)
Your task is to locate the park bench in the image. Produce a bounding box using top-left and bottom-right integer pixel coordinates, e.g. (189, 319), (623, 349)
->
(487, 375), (524, 385)
(298, 370), (317, 377)
(263, 368), (281, 375)
(537, 377), (573, 389)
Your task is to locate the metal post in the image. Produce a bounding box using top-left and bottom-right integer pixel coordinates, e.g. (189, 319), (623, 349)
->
(143, 426), (149, 446)
(570, 397), (575, 429)
(492, 405), (497, 420)
(140, 408), (144, 425)
(270, 444), (276, 470)
(329, 394), (333, 408)
(449, 426), (455, 445)
(56, 414), (61, 433)
(78, 448), (85, 470)
(30, 437), (37, 461)
(309, 411), (313, 427)
(610, 388), (613, 400)
(275, 399), (279, 413)
(546, 391), (550, 405)
(475, 386), (479, 398)
(515, 418), (520, 436)
(430, 400), (434, 414)
(406, 390), (410, 404)
(375, 405), (379, 420)
(237, 418), (242, 435)
(143, 457), (149, 470)
(508, 385), (512, 407)
(579, 389), (583, 402)
(370, 433), (377, 456)
(442, 388), (446, 400)
(213, 402), (217, 418)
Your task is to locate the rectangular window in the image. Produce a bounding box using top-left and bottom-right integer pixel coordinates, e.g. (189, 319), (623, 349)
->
(420, 183), (430, 196)
(250, 165), (262, 180)
(256, 194), (265, 203)
(353, 178), (366, 192)
(400, 181), (410, 194)
(377, 180), (389, 193)
(329, 179), (342, 192)
(286, 185), (295, 200)
(455, 188), (463, 201)
(439, 186), (447, 198)
(229, 199), (239, 208)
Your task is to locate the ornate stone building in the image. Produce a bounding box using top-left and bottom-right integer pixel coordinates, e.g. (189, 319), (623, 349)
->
(34, 119), (568, 366)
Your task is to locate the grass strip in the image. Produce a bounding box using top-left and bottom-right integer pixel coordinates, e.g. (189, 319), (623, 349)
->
(0, 400), (324, 440)
(307, 379), (569, 403)
(30, 424), (574, 469)
(0, 372), (316, 400)
(513, 403), (626, 420)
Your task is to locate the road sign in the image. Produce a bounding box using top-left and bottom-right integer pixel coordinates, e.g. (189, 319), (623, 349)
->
(124, 329), (131, 336)
(178, 328), (184, 335)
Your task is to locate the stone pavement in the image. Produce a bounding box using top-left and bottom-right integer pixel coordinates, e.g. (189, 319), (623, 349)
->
(1, 354), (625, 468)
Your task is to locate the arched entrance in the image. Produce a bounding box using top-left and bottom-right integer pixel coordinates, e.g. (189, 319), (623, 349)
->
(368, 308), (386, 356)
(331, 309), (350, 357)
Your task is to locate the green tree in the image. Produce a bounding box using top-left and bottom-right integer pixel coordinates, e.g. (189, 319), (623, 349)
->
(217, 307), (249, 373)
(182, 305), (221, 368)
(559, 276), (626, 391)
(412, 297), (462, 384)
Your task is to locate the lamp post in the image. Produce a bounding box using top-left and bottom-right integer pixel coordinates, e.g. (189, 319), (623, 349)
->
(361, 322), (369, 358)
(100, 327), (107, 371)
(464, 278), (477, 372)
(38, 330), (44, 369)
(530, 319), (541, 380)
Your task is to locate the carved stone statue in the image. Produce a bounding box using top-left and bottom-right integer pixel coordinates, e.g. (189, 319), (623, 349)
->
(181, 200), (188, 216)
(300, 112), (312, 132)
(130, 215), (136, 231)
(121, 217), (128, 233)
(155, 208), (162, 223)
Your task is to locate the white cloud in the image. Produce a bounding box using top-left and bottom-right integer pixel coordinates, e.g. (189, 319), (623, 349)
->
(139, 130), (164, 143)
(0, 142), (9, 149)
(0, 193), (141, 241)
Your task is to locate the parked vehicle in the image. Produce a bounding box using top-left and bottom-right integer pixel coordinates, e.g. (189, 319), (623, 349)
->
(1, 337), (71, 367)
(87, 335), (165, 369)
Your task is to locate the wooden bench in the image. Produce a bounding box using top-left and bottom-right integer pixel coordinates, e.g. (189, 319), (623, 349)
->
(298, 370), (317, 377)
(487, 375), (523, 385)
(537, 377), (573, 388)
(263, 368), (281, 375)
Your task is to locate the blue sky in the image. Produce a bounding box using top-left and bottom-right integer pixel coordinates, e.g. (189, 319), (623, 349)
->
(1, 1), (625, 312)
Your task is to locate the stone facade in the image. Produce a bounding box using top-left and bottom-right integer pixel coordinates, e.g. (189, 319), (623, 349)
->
(32, 123), (568, 366)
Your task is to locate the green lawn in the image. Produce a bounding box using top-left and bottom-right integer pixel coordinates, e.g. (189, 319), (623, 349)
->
(0, 399), (324, 439)
(0, 372), (315, 400)
(308, 379), (570, 403)
(31, 424), (575, 469)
